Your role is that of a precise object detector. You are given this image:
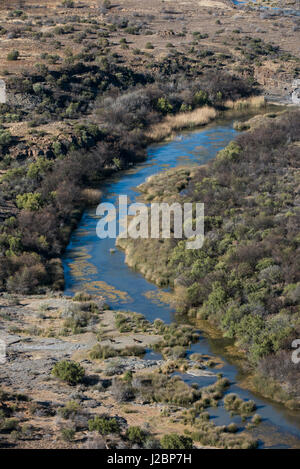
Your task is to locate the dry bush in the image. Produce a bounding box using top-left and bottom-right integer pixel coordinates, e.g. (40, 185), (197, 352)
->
(80, 188), (102, 205)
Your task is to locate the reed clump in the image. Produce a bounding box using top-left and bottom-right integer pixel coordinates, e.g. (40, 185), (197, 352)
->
(225, 95), (266, 110)
(146, 106), (217, 141)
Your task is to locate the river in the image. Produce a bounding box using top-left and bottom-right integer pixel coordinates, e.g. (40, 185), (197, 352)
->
(63, 115), (300, 449)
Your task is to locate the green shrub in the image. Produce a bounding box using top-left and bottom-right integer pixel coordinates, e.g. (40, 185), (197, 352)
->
(145, 42), (154, 49)
(7, 50), (19, 61)
(89, 344), (117, 359)
(16, 192), (43, 211)
(59, 401), (81, 419)
(51, 360), (85, 385)
(61, 427), (75, 441)
(88, 416), (120, 435)
(226, 423), (238, 433)
(26, 158), (53, 180)
(157, 97), (173, 114)
(123, 371), (133, 382)
(160, 434), (193, 449)
(65, 102), (79, 118)
(252, 414), (262, 424)
(0, 418), (19, 433)
(62, 0), (75, 8)
(126, 426), (147, 444)
(0, 129), (12, 148)
(73, 291), (93, 302)
(215, 141), (241, 164)
(194, 90), (209, 106)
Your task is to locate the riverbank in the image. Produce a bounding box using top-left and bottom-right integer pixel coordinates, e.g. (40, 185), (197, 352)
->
(116, 108), (300, 410)
(0, 69), (259, 295)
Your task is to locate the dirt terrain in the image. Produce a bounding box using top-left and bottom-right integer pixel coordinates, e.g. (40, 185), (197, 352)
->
(0, 293), (239, 449)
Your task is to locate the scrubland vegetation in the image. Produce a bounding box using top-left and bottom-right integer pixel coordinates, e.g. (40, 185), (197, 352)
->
(1, 0), (296, 296)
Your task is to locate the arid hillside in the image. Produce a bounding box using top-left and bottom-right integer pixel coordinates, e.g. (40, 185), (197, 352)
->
(0, 0), (299, 98)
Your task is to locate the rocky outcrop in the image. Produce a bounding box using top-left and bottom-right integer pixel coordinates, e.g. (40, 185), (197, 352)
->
(6, 92), (41, 112)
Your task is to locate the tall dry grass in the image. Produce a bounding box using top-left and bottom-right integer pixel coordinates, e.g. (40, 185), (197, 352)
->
(147, 96), (265, 142)
(146, 106), (217, 141)
(225, 96), (266, 110)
